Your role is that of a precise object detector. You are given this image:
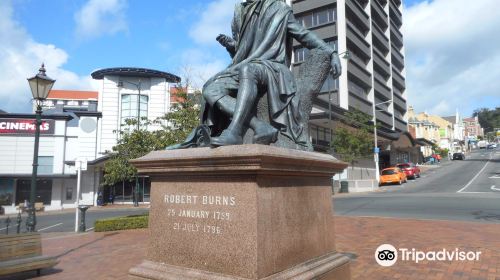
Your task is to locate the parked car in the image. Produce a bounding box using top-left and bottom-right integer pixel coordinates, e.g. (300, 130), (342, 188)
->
(379, 167), (407, 186)
(396, 162), (421, 179)
(452, 152), (465, 160)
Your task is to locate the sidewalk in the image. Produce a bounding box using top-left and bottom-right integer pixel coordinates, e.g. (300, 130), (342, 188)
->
(2, 216), (499, 280)
(5, 204), (150, 217)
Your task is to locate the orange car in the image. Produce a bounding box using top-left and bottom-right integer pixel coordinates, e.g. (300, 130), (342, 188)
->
(379, 167), (407, 186)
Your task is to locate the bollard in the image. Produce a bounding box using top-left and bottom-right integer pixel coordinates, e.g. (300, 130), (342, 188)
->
(78, 206), (90, 232)
(16, 212), (22, 234)
(5, 216), (11, 235)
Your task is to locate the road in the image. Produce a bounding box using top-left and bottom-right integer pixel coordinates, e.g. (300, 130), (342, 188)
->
(0, 207), (148, 234)
(334, 148), (500, 223)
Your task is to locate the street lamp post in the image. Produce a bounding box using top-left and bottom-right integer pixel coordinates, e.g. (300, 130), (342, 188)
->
(118, 80), (142, 207)
(372, 100), (392, 183)
(26, 64), (55, 232)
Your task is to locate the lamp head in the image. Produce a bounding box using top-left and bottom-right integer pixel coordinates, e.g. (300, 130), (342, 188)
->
(27, 63), (56, 100)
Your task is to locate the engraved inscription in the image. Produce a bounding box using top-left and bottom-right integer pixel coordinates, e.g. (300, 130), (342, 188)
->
(164, 193), (236, 236)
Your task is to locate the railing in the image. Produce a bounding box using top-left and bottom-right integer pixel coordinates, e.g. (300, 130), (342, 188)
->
(3, 212), (23, 235)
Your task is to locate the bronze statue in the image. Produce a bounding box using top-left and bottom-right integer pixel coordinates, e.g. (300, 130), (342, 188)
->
(170, 0), (341, 149)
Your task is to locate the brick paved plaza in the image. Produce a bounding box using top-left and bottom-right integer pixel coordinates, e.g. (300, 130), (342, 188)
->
(1, 216), (499, 280)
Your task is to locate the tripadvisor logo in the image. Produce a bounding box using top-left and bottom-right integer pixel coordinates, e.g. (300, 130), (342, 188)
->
(375, 244), (398, 267)
(375, 244), (482, 267)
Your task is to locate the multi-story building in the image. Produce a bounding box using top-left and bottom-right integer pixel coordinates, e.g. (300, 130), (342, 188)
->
(90, 67), (181, 155)
(0, 67), (182, 214)
(0, 104), (102, 214)
(415, 112), (454, 150)
(37, 90), (98, 112)
(463, 116), (484, 140)
(290, 0), (407, 151)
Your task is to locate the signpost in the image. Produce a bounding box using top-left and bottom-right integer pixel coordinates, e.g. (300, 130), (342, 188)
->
(74, 158), (87, 232)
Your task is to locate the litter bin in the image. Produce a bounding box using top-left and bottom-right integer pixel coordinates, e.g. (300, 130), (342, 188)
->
(340, 181), (349, 193)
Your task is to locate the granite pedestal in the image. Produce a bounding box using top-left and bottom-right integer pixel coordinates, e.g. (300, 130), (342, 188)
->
(129, 144), (351, 280)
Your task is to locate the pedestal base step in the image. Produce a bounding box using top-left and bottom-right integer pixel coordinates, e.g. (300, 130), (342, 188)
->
(129, 252), (350, 280)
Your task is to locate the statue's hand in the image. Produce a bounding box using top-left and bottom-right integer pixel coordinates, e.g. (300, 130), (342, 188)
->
(216, 34), (235, 48)
(330, 52), (342, 79)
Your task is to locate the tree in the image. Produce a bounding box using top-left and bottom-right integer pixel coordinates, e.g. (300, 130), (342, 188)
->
(473, 107), (500, 134)
(331, 109), (375, 170)
(102, 87), (201, 186)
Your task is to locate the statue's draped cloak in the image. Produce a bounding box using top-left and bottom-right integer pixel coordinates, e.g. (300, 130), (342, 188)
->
(202, 0), (332, 143)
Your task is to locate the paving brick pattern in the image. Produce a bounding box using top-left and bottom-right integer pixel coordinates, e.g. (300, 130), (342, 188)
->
(1, 216), (499, 280)
(336, 217), (500, 280)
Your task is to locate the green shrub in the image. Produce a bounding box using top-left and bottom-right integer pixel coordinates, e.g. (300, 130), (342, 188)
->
(94, 213), (149, 232)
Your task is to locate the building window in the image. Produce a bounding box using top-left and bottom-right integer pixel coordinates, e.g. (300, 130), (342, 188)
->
(121, 94), (148, 126)
(294, 40), (337, 63)
(348, 81), (367, 96)
(16, 179), (52, 205)
(0, 178), (14, 206)
(321, 76), (339, 93)
(294, 47), (309, 63)
(296, 7), (336, 28)
(38, 156), (54, 174)
(66, 187), (73, 200)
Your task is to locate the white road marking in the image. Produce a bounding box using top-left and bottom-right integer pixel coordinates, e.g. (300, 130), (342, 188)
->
(38, 223), (63, 232)
(491, 186), (500, 192)
(489, 175), (500, 179)
(457, 153), (493, 193)
(0, 227), (7, 231)
(458, 191), (491, 194)
(86, 227), (94, 232)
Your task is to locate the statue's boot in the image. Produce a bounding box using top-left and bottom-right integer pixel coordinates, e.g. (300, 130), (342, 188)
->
(165, 125), (211, 150)
(211, 129), (243, 146)
(253, 121), (278, 144)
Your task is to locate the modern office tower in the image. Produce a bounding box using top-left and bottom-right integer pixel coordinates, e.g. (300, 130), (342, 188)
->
(290, 0), (407, 151)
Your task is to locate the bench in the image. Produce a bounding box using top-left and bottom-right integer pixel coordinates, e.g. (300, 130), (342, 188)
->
(16, 203), (45, 213)
(34, 202), (45, 212)
(0, 233), (58, 277)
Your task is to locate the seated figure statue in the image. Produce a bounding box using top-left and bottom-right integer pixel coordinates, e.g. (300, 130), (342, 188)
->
(171, 0), (341, 149)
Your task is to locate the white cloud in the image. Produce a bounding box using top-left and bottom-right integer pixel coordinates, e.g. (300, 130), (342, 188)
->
(74, 0), (128, 40)
(180, 0), (239, 88)
(0, 1), (94, 113)
(404, 0), (500, 116)
(178, 49), (228, 89)
(189, 0), (239, 45)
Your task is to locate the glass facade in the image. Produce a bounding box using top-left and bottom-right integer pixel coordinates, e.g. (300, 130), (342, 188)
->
(104, 176), (151, 204)
(0, 178), (14, 205)
(15, 179), (52, 205)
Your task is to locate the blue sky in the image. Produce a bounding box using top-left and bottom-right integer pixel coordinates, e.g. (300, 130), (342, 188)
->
(1, 0), (499, 118)
(8, 0), (231, 80)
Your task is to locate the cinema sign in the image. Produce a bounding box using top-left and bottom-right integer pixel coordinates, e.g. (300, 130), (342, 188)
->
(0, 118), (55, 135)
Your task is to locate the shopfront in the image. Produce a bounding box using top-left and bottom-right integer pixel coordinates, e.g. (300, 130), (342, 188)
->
(15, 179), (52, 205)
(0, 111), (102, 214)
(103, 176), (151, 204)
